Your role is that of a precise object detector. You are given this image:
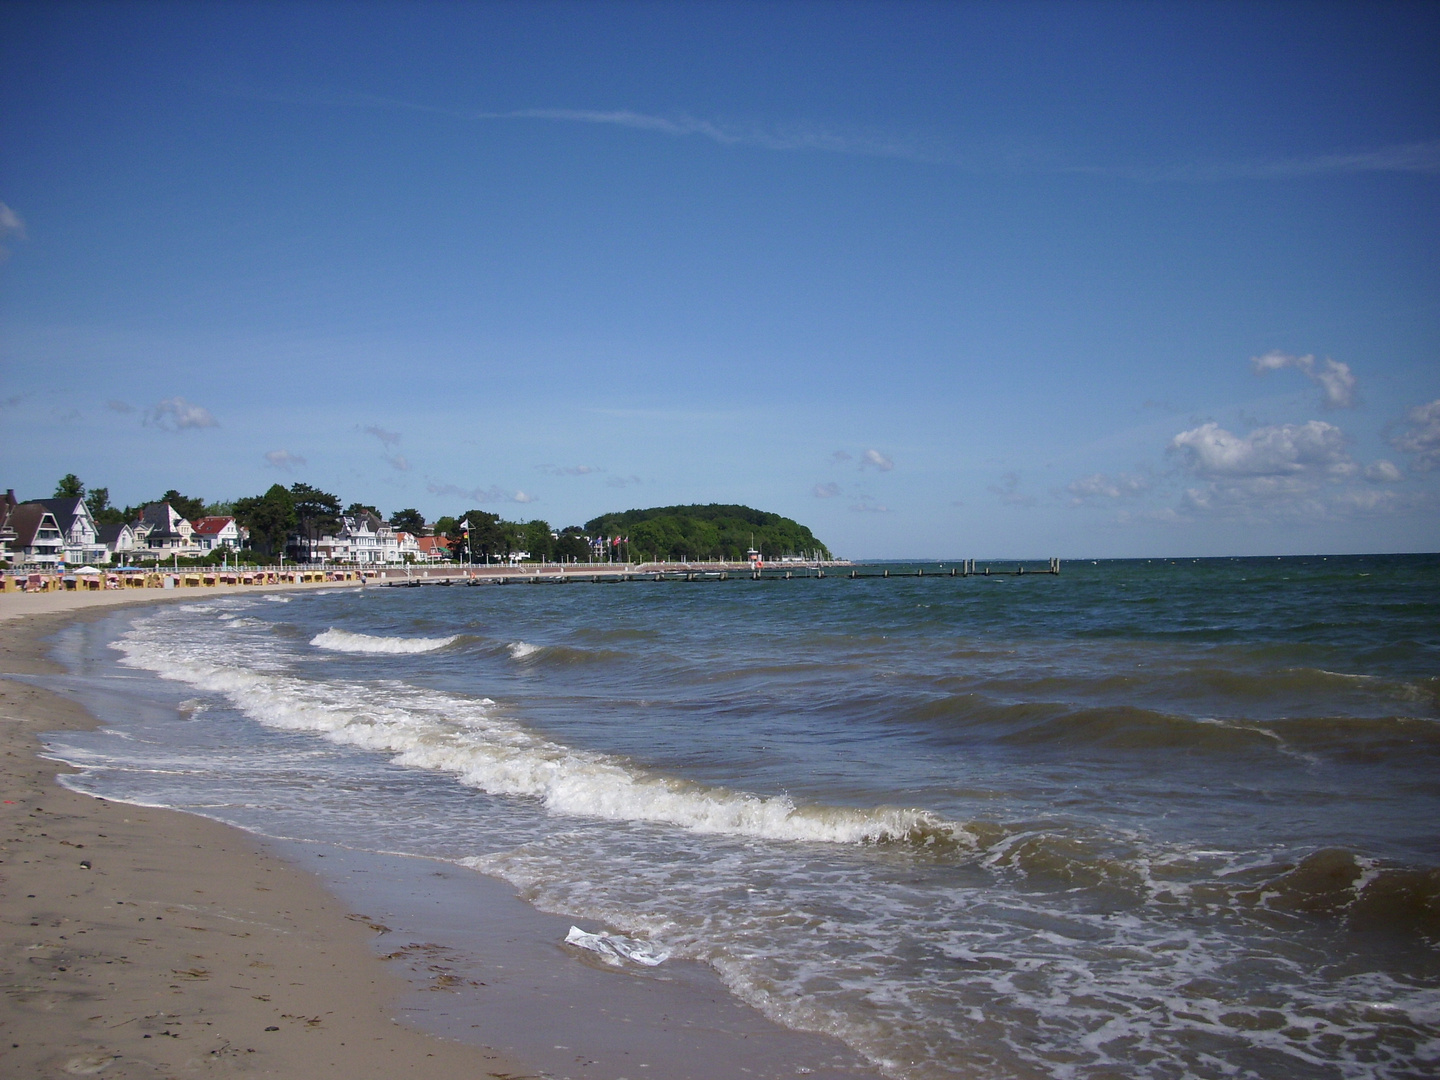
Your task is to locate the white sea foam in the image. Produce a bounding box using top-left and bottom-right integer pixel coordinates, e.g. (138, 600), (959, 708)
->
(508, 641), (543, 660)
(310, 628), (458, 654)
(114, 621), (962, 848)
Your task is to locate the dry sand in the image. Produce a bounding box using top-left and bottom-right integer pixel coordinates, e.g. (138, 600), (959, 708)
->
(1, 589), (535, 1079)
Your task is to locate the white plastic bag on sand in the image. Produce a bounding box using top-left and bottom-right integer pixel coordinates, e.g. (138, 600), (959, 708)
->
(564, 925), (670, 967)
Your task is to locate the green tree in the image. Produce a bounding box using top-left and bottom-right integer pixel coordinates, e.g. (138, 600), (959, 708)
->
(585, 504), (830, 562)
(432, 515), (457, 539)
(553, 527), (589, 562)
(450, 510), (504, 562)
(345, 502), (380, 518)
(234, 485), (296, 556)
(389, 508), (426, 535)
(84, 486), (111, 519)
(289, 483), (342, 561)
(54, 474), (85, 499)
(160, 489), (206, 523)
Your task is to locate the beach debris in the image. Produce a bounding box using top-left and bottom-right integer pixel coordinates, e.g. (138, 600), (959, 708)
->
(563, 925), (670, 966)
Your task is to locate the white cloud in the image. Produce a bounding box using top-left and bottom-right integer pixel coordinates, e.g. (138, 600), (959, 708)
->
(146, 397), (218, 431)
(265, 449), (306, 471)
(860, 449), (895, 472)
(1365, 460), (1403, 483)
(605, 474), (642, 488)
(831, 450), (853, 464)
(1166, 419), (1425, 521)
(813, 482), (842, 499)
(1252, 350), (1357, 409)
(1170, 420), (1352, 478)
(1390, 399), (1440, 471)
(537, 464), (603, 476)
(387, 454), (411, 472)
(1065, 472), (1151, 505)
(106, 399), (135, 414)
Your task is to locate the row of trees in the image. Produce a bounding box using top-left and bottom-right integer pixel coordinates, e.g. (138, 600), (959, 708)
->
(44, 477), (833, 565)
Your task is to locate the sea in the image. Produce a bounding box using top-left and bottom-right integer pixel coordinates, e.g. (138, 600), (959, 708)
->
(38, 554), (1440, 1080)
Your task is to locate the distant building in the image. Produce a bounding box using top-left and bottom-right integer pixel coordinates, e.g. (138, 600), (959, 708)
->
(295, 512), (417, 564)
(37, 497), (106, 565)
(5, 503), (65, 567)
(135, 502), (198, 556)
(191, 516), (242, 552)
(97, 522), (138, 561)
(0, 490), (19, 566)
(415, 535), (450, 562)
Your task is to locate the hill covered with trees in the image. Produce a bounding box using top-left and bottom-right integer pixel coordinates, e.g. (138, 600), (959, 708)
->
(584, 504), (830, 562)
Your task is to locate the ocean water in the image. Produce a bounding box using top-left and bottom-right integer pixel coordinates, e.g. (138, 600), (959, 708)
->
(43, 555), (1440, 1079)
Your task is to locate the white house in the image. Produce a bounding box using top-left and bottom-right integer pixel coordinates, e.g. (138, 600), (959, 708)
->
(191, 516), (242, 551)
(97, 522), (138, 560)
(38, 497), (106, 565)
(135, 503), (198, 556)
(298, 513), (422, 565)
(5, 503), (65, 567)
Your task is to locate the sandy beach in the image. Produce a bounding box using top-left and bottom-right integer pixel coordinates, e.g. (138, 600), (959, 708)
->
(0, 587), (534, 1079)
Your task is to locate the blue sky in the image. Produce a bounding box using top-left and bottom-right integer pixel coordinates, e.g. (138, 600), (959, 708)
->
(2, 0), (1437, 558)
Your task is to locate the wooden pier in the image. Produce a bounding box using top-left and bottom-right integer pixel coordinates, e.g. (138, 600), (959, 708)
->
(377, 558), (1059, 588)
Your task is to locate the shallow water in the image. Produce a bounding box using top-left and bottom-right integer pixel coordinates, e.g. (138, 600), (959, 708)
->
(44, 555), (1440, 1079)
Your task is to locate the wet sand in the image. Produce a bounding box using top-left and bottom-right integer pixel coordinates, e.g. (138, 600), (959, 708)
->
(1, 592), (534, 1079)
(1, 588), (884, 1080)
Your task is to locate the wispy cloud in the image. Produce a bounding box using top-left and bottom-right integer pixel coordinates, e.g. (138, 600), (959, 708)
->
(605, 474), (642, 488)
(849, 495), (891, 513)
(1069, 141), (1440, 182)
(1391, 399), (1440, 471)
(1065, 472), (1151, 506)
(537, 464), (602, 476)
(813, 482), (842, 499)
(265, 449), (306, 471)
(1252, 350), (1357, 409)
(362, 424), (402, 449)
(427, 482), (534, 504)
(0, 202), (25, 260)
(146, 397), (218, 431)
(240, 85), (1440, 181)
(860, 449), (895, 472)
(106, 399), (135, 414)
(988, 471), (1035, 507)
(387, 454), (411, 472)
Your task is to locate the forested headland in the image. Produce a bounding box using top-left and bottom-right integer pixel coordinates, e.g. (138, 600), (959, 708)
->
(583, 504), (831, 562)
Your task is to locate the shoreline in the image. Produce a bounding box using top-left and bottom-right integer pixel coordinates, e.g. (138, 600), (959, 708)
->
(2, 586), (885, 1080)
(0, 592), (534, 1079)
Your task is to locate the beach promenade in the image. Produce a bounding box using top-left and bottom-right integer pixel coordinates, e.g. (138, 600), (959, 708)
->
(0, 585), (533, 1079)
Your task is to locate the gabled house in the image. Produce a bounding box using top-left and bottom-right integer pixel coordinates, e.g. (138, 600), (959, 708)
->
(415, 535), (450, 562)
(6, 503), (65, 567)
(191, 516), (242, 551)
(37, 497), (106, 565)
(0, 490), (19, 566)
(97, 522), (138, 561)
(135, 502), (198, 555)
(291, 512), (419, 565)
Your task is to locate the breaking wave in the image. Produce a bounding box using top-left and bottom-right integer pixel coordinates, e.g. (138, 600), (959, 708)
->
(116, 627), (967, 848)
(310, 628), (459, 654)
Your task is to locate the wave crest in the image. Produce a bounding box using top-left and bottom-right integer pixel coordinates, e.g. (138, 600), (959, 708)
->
(310, 628), (458, 654)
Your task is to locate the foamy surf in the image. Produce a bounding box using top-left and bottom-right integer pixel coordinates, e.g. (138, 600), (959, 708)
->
(114, 626), (966, 848)
(310, 628), (458, 654)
